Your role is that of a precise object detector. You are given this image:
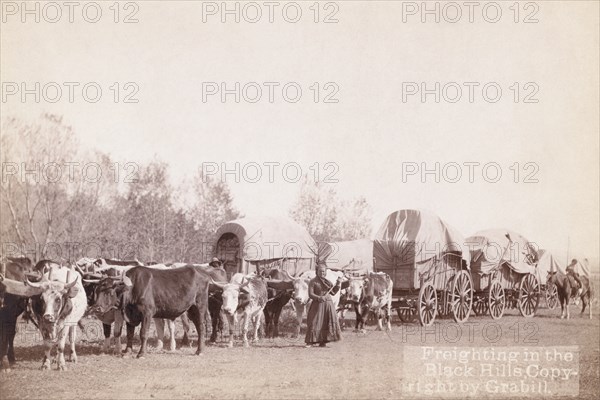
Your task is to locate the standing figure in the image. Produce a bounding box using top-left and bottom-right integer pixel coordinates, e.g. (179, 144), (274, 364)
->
(305, 264), (342, 348)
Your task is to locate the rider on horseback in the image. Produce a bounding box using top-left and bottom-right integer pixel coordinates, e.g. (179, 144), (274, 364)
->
(566, 259), (583, 302)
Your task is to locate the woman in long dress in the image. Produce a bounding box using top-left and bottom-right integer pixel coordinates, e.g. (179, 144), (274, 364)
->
(305, 264), (342, 347)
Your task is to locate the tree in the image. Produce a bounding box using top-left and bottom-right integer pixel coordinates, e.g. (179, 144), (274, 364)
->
(1, 115), (244, 264)
(289, 175), (373, 243)
(121, 160), (174, 262)
(0, 114), (117, 260)
(186, 167), (241, 258)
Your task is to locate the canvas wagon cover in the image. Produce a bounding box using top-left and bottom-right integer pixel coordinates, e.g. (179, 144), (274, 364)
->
(373, 209), (469, 267)
(318, 239), (373, 273)
(215, 216), (316, 261)
(537, 249), (562, 277)
(547, 254), (591, 277)
(570, 257), (591, 277)
(466, 229), (538, 276)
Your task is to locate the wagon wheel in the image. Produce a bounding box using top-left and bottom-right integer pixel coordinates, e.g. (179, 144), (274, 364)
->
(472, 298), (488, 316)
(438, 277), (454, 318)
(518, 273), (540, 317)
(545, 282), (559, 310)
(397, 307), (417, 323)
(488, 280), (505, 319)
(450, 270), (473, 323)
(418, 282), (438, 326)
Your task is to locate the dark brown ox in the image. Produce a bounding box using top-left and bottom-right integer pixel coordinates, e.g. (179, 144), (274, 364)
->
(0, 257), (34, 372)
(108, 266), (210, 357)
(80, 261), (141, 353)
(262, 269), (293, 338)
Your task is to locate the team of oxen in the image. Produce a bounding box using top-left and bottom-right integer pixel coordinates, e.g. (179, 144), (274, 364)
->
(0, 256), (393, 372)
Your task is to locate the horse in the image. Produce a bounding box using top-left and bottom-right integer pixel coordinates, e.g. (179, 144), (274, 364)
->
(547, 270), (593, 319)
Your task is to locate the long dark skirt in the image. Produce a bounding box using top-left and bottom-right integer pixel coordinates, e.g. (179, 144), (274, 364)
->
(305, 300), (342, 344)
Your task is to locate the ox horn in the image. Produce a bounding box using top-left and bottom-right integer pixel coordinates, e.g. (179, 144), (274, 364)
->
(280, 270), (295, 281)
(82, 278), (102, 284)
(266, 279), (293, 291)
(25, 275), (46, 289)
(209, 277), (227, 290)
(63, 275), (79, 290)
(122, 275), (133, 287)
(47, 266), (53, 281)
(83, 273), (104, 279)
(4, 277), (44, 297)
(74, 264), (86, 276)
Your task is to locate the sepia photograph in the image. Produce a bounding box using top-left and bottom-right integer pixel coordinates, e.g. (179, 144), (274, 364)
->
(0, 1), (598, 399)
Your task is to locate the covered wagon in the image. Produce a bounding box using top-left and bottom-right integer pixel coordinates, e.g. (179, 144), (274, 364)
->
(467, 229), (540, 319)
(318, 238), (373, 275)
(373, 209), (472, 326)
(214, 216), (316, 279)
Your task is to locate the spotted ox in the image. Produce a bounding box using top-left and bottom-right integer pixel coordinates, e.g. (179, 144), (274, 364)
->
(346, 272), (393, 331)
(2, 261), (87, 370)
(211, 273), (268, 348)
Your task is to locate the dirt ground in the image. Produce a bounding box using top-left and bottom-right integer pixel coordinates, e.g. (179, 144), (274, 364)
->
(1, 306), (598, 400)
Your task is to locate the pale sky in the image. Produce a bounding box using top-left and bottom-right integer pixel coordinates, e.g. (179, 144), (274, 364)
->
(1, 0), (598, 262)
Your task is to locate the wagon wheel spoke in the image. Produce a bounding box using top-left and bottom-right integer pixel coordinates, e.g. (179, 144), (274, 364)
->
(545, 283), (558, 310)
(418, 283), (437, 326)
(488, 280), (505, 319)
(518, 274), (539, 317)
(451, 271), (473, 324)
(398, 306), (417, 323)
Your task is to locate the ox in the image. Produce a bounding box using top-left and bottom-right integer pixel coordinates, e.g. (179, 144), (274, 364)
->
(3, 261), (87, 370)
(0, 257), (36, 372)
(262, 269), (294, 338)
(196, 265), (228, 343)
(267, 269), (345, 337)
(118, 266), (210, 357)
(159, 264), (229, 345)
(346, 272), (393, 331)
(211, 273), (268, 347)
(79, 259), (157, 353)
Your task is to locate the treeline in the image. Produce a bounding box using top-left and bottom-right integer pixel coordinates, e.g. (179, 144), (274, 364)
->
(0, 114), (372, 263)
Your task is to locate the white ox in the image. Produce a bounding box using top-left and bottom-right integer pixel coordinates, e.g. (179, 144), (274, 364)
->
(211, 273), (268, 348)
(11, 263), (87, 370)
